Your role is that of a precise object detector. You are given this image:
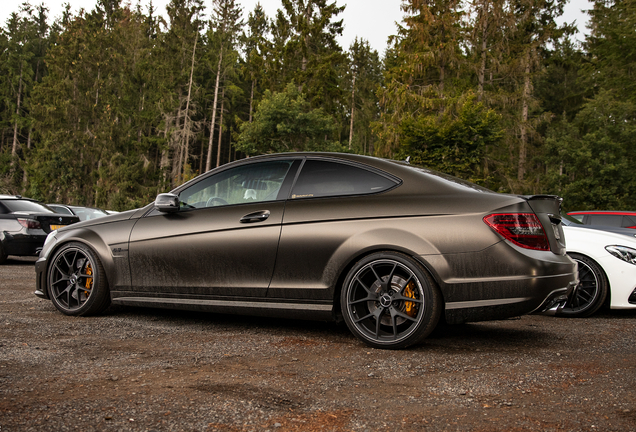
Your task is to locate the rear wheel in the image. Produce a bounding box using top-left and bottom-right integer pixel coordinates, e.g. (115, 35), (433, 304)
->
(47, 242), (110, 316)
(561, 253), (608, 317)
(341, 252), (442, 349)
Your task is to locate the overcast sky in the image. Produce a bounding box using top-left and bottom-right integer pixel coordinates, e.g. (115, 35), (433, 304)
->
(2, 0), (593, 54)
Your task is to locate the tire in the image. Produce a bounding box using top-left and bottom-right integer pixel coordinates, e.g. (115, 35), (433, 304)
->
(0, 241), (7, 264)
(560, 253), (608, 317)
(47, 242), (111, 316)
(340, 252), (442, 349)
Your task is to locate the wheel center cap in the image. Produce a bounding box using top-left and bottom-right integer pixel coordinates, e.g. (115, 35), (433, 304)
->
(379, 293), (392, 308)
(70, 274), (78, 285)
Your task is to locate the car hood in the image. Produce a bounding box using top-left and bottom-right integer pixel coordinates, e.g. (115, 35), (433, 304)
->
(56, 208), (140, 232)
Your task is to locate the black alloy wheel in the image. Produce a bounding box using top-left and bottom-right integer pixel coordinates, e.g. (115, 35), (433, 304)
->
(560, 253), (608, 317)
(47, 242), (111, 316)
(341, 252), (442, 349)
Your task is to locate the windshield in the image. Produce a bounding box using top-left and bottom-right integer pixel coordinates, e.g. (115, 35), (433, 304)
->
(561, 213), (584, 225)
(71, 207), (109, 221)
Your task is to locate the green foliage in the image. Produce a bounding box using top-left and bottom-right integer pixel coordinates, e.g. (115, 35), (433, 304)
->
(396, 94), (503, 184)
(542, 0), (636, 210)
(544, 90), (636, 210)
(236, 82), (340, 155)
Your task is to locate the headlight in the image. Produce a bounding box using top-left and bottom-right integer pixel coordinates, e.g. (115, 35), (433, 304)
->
(605, 245), (636, 265)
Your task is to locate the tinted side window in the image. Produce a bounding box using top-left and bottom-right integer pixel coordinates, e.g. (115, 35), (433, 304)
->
(588, 214), (622, 226)
(179, 160), (294, 209)
(49, 206), (74, 215)
(622, 216), (636, 228)
(291, 160), (397, 199)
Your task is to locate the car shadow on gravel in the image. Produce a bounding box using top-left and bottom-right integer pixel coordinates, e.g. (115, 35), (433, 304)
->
(99, 304), (562, 351)
(103, 304), (353, 337)
(2, 256), (38, 265)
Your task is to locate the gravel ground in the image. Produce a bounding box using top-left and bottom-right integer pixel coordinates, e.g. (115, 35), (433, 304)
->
(1, 257), (635, 431)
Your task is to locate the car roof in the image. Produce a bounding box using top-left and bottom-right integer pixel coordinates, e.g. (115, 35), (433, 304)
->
(0, 195), (39, 201)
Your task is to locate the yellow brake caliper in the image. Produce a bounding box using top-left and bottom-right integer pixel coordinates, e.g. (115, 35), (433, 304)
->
(84, 263), (93, 296)
(404, 281), (417, 317)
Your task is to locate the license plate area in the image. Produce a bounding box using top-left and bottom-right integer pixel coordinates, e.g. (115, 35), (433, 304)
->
(50, 224), (66, 230)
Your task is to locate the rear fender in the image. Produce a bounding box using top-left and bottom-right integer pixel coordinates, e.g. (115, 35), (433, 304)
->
(326, 227), (445, 301)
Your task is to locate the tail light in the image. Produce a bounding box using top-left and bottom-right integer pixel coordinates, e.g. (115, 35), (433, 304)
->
(484, 213), (550, 251)
(17, 218), (42, 230)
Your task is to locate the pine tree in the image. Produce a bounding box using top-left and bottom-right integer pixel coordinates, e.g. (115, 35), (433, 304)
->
(204, 0), (243, 171)
(242, 3), (269, 123)
(346, 38), (382, 154)
(375, 0), (467, 157)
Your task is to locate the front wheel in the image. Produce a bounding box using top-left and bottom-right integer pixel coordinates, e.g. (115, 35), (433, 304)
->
(340, 252), (442, 349)
(560, 253), (608, 317)
(47, 242), (111, 316)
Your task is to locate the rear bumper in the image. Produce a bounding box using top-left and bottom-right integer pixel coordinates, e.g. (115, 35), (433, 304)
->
(2, 231), (47, 256)
(425, 242), (578, 324)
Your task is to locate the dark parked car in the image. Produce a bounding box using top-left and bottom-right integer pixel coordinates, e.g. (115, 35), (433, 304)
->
(48, 204), (110, 221)
(34, 153), (577, 349)
(0, 195), (79, 264)
(567, 211), (636, 229)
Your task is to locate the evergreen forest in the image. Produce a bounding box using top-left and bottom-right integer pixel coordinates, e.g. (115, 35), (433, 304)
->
(1, 0), (634, 212)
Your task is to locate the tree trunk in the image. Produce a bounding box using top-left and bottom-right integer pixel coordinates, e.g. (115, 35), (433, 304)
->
(249, 79), (255, 123)
(206, 50), (223, 172)
(11, 65), (24, 164)
(477, 4), (488, 102)
(216, 87), (226, 168)
(518, 51), (531, 182)
(160, 119), (171, 189)
(182, 30), (199, 177)
(349, 72), (356, 150)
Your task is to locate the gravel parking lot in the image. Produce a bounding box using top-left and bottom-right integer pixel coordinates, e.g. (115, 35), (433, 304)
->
(1, 257), (635, 431)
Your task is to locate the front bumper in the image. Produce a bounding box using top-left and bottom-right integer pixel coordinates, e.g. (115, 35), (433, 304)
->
(34, 256), (49, 299)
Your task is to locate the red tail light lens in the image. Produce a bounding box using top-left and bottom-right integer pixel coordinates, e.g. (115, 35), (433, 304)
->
(483, 213), (550, 251)
(17, 218), (42, 230)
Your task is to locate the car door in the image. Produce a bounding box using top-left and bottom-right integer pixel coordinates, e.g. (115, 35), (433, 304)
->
(128, 159), (297, 298)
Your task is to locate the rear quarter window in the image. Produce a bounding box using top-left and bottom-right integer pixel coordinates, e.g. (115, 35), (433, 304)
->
(291, 160), (398, 199)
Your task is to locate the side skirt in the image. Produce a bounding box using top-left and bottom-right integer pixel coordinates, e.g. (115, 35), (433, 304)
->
(111, 296), (334, 321)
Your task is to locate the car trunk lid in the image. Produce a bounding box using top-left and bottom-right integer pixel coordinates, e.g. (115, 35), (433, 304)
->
(520, 195), (566, 255)
(17, 212), (80, 234)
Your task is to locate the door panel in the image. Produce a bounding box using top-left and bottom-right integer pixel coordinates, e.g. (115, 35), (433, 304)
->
(128, 202), (285, 297)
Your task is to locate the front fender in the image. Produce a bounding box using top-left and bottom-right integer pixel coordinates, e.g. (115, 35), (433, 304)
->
(41, 220), (138, 293)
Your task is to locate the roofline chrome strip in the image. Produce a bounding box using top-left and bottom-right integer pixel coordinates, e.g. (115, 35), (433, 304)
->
(445, 297), (532, 310)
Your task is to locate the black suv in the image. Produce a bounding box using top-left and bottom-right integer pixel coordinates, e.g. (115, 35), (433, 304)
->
(0, 195), (79, 264)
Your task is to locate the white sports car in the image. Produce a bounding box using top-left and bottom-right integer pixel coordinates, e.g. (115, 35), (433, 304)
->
(561, 225), (636, 317)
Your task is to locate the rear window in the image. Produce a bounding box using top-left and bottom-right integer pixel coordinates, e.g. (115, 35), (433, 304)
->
(1, 199), (53, 214)
(291, 160), (398, 199)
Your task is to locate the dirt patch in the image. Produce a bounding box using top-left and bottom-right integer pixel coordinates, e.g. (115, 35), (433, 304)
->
(1, 258), (635, 431)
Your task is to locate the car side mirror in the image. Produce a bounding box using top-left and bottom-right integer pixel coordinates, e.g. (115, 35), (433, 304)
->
(155, 193), (180, 213)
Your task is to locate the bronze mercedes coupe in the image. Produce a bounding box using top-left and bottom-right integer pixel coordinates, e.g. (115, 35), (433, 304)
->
(35, 153), (577, 349)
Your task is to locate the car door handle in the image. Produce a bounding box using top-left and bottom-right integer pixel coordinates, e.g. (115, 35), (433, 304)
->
(240, 210), (270, 223)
